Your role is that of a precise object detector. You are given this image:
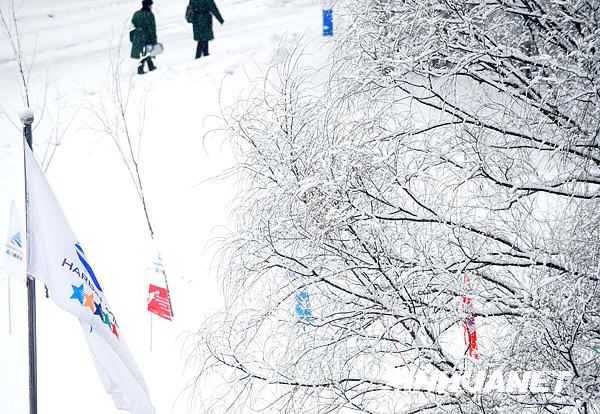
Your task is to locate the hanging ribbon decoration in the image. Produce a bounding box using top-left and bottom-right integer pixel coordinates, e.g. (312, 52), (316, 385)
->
(462, 273), (479, 359)
(286, 270), (315, 325)
(294, 290), (314, 324)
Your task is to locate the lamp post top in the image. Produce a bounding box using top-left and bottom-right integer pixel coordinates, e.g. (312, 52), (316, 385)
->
(20, 108), (34, 125)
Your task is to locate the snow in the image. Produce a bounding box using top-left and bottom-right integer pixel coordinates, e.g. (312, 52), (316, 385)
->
(0, 0), (325, 412)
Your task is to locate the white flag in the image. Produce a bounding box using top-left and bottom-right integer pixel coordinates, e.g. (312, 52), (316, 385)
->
(24, 143), (155, 414)
(3, 201), (26, 283)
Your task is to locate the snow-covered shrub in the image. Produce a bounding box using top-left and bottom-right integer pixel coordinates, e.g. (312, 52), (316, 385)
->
(194, 2), (600, 413)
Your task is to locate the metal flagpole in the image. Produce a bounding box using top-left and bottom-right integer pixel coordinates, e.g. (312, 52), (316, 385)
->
(8, 277), (12, 335)
(159, 258), (174, 318)
(21, 110), (37, 414)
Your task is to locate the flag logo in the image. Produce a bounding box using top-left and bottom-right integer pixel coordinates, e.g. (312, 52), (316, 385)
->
(64, 243), (118, 338)
(5, 231), (23, 261)
(10, 232), (22, 248)
(75, 242), (103, 292)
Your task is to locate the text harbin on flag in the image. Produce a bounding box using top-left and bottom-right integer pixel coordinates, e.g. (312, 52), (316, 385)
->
(24, 143), (155, 414)
(147, 254), (173, 321)
(3, 200), (26, 283)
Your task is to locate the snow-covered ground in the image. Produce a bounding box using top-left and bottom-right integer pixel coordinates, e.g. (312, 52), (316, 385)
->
(0, 0), (325, 412)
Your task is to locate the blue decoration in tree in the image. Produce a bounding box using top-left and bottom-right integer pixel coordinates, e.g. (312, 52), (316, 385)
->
(295, 290), (314, 324)
(323, 9), (333, 36)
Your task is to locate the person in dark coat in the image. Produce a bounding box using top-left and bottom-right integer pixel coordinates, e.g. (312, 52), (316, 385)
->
(189, 0), (224, 59)
(131, 0), (157, 74)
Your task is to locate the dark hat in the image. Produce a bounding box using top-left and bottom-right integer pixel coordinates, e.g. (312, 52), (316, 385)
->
(142, 0), (153, 5)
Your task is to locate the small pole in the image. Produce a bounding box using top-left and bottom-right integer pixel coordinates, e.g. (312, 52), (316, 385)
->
(154, 249), (174, 318)
(160, 262), (174, 318)
(149, 313), (153, 352)
(7, 277), (12, 335)
(21, 109), (37, 414)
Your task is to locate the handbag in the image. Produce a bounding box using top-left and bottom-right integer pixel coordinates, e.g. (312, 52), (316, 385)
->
(185, 4), (195, 23)
(145, 43), (164, 57)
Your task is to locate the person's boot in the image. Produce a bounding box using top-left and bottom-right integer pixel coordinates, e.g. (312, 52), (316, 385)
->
(137, 64), (145, 75)
(147, 58), (157, 72)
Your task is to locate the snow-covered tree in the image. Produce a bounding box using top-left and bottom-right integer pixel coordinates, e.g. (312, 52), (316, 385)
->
(194, 2), (600, 412)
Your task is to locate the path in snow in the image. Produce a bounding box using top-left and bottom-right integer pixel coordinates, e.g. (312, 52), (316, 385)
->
(0, 0), (326, 412)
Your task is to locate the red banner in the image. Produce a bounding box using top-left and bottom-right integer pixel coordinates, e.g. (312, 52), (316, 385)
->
(147, 284), (173, 321)
(462, 275), (479, 359)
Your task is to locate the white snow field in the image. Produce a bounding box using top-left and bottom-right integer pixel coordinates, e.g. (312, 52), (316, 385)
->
(0, 0), (326, 412)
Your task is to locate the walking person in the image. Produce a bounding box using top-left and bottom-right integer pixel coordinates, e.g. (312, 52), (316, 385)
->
(187, 0), (224, 59)
(130, 0), (158, 74)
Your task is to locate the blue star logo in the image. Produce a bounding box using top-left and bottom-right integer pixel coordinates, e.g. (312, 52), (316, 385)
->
(94, 302), (104, 321)
(70, 284), (85, 304)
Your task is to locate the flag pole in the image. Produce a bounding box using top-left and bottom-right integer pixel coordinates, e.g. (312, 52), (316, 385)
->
(21, 110), (37, 414)
(7, 277), (12, 335)
(159, 257), (174, 318)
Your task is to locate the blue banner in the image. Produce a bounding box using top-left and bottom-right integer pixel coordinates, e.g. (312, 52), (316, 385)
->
(323, 9), (333, 36)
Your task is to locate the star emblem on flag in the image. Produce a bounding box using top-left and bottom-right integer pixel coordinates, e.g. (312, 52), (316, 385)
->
(83, 292), (96, 312)
(70, 284), (85, 304)
(103, 312), (112, 329)
(94, 302), (104, 320)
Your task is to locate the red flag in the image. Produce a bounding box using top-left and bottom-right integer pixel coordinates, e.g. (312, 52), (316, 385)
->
(147, 284), (172, 321)
(146, 251), (173, 320)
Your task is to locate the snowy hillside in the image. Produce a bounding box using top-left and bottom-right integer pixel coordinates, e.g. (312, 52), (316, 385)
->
(0, 0), (325, 413)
